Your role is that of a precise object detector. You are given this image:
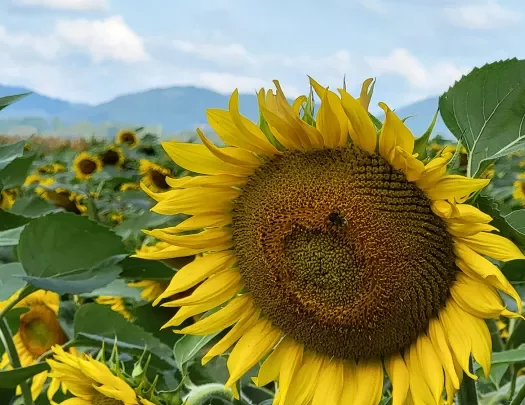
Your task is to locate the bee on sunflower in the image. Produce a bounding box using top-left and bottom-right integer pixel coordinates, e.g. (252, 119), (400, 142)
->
(139, 159), (172, 193)
(136, 77), (525, 405)
(73, 152), (102, 180)
(116, 129), (139, 148)
(0, 290), (68, 400)
(99, 145), (125, 168)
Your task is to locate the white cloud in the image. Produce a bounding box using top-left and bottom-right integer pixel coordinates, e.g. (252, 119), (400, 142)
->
(172, 40), (256, 66)
(366, 48), (470, 93)
(444, 0), (521, 29)
(357, 0), (388, 13)
(197, 72), (269, 94)
(0, 25), (61, 60)
(56, 16), (149, 63)
(13, 0), (108, 11)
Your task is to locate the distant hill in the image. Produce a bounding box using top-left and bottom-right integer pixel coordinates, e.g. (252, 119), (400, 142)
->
(0, 84), (455, 140)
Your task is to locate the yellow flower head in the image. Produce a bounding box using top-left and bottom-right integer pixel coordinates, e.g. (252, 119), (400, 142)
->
(0, 189), (15, 210)
(73, 152), (102, 180)
(37, 163), (66, 174)
(116, 129), (139, 148)
(0, 290), (67, 400)
(95, 296), (133, 320)
(100, 145), (125, 168)
(120, 182), (140, 192)
(110, 212), (124, 224)
(513, 173), (525, 203)
(47, 345), (152, 405)
(136, 78), (525, 404)
(45, 188), (87, 215)
(139, 159), (172, 193)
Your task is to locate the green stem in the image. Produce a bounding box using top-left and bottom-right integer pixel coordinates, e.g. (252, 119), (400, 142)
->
(456, 358), (478, 405)
(509, 365), (518, 400)
(0, 318), (33, 405)
(486, 319), (505, 352)
(510, 378), (525, 405)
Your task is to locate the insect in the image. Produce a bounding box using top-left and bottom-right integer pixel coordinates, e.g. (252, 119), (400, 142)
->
(327, 209), (348, 228)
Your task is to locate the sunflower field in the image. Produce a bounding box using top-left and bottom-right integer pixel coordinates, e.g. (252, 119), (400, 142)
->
(1, 58), (525, 405)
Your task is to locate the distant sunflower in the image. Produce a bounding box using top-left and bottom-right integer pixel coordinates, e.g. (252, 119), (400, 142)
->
(0, 189), (15, 210)
(95, 296), (133, 320)
(23, 175), (55, 198)
(47, 345), (154, 405)
(129, 280), (169, 303)
(120, 182), (140, 192)
(45, 188), (87, 215)
(116, 129), (139, 148)
(513, 173), (525, 203)
(137, 78), (525, 404)
(73, 152), (102, 180)
(99, 145), (125, 168)
(139, 159), (172, 193)
(0, 290), (67, 400)
(110, 212), (124, 224)
(37, 163), (66, 174)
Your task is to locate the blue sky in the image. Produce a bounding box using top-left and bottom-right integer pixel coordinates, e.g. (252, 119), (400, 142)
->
(1, 0), (524, 111)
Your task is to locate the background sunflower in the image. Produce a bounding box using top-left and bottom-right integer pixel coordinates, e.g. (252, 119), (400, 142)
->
(116, 129), (139, 148)
(73, 152), (102, 180)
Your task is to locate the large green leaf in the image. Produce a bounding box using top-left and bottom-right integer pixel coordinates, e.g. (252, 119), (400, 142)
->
(119, 257), (176, 280)
(9, 196), (61, 218)
(440, 59), (525, 177)
(0, 363), (49, 388)
(0, 155), (35, 189)
(74, 303), (176, 367)
(0, 226), (26, 247)
(18, 212), (127, 278)
(0, 209), (31, 232)
(0, 93), (30, 113)
(490, 348), (525, 365)
(80, 278), (143, 300)
(0, 141), (25, 170)
(0, 263), (26, 300)
(113, 211), (175, 240)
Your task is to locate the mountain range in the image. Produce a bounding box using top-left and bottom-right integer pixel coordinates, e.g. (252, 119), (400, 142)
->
(0, 84), (454, 140)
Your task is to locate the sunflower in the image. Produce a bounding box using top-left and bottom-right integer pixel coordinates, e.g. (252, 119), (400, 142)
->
(73, 152), (103, 180)
(45, 188), (87, 215)
(95, 296), (133, 320)
(37, 163), (66, 174)
(100, 145), (125, 168)
(135, 241), (196, 270)
(23, 175), (55, 198)
(120, 182), (140, 192)
(0, 189), (15, 210)
(116, 129), (139, 148)
(513, 173), (525, 203)
(129, 280), (169, 303)
(0, 290), (68, 400)
(109, 212), (124, 224)
(47, 345), (154, 405)
(136, 78), (525, 405)
(139, 159), (172, 193)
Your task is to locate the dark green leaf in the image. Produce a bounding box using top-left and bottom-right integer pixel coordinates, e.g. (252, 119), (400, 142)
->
(174, 333), (219, 371)
(0, 141), (25, 170)
(0, 93), (30, 112)
(0, 362), (49, 388)
(18, 212), (127, 278)
(132, 303), (183, 348)
(504, 210), (525, 238)
(113, 211), (174, 240)
(5, 308), (29, 335)
(439, 58), (525, 177)
(9, 197), (61, 218)
(0, 262), (26, 300)
(0, 226), (26, 246)
(0, 155), (35, 189)
(413, 108), (439, 161)
(120, 257), (176, 280)
(81, 278), (143, 300)
(0, 210), (31, 232)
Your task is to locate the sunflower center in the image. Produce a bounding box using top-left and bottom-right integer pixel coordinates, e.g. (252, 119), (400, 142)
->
(232, 145), (458, 360)
(92, 391), (124, 405)
(79, 159), (97, 175)
(151, 170), (170, 190)
(101, 150), (120, 166)
(121, 133), (136, 145)
(19, 304), (67, 358)
(520, 182), (525, 195)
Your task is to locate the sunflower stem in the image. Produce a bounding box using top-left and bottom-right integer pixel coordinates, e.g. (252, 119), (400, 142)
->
(456, 358), (478, 405)
(0, 318), (34, 405)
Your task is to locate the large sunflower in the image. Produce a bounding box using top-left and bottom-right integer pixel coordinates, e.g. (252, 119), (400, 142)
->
(0, 290), (67, 400)
(139, 159), (172, 193)
(73, 152), (102, 180)
(47, 345), (154, 405)
(116, 129), (139, 148)
(137, 78), (525, 405)
(99, 145), (125, 168)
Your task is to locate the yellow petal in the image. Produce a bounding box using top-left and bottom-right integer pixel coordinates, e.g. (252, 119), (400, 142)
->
(132, 244), (205, 261)
(162, 141), (253, 176)
(449, 204), (492, 224)
(166, 174), (247, 189)
(203, 308), (260, 365)
(385, 353), (409, 405)
(424, 175), (490, 201)
(457, 232), (525, 262)
(316, 91), (343, 148)
(176, 295), (252, 335)
(161, 213), (231, 234)
(339, 89), (377, 154)
(339, 361), (357, 404)
(416, 335), (444, 404)
(391, 146), (425, 182)
(428, 318), (460, 390)
(153, 251), (235, 304)
(146, 227), (232, 250)
(256, 336), (293, 387)
(359, 78), (375, 111)
(283, 353), (324, 405)
(225, 319), (282, 388)
(416, 153), (453, 190)
(379, 102), (415, 155)
(447, 222), (498, 237)
(354, 359), (383, 405)
(405, 343), (436, 405)
(140, 182), (170, 202)
(276, 340), (303, 405)
(312, 359), (344, 405)
(292, 95), (307, 116)
(151, 187), (239, 216)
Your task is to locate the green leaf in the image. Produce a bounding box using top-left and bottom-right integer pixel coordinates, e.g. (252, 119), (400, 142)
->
(5, 308), (29, 335)
(74, 303), (176, 367)
(18, 212), (127, 278)
(0, 362), (49, 388)
(413, 108), (439, 161)
(9, 196), (61, 218)
(113, 211), (173, 240)
(368, 113), (382, 131)
(0, 141), (25, 170)
(80, 278), (143, 300)
(174, 333), (219, 371)
(490, 348), (525, 365)
(439, 58), (525, 177)
(19, 255), (124, 295)
(0, 210), (31, 232)
(0, 226), (26, 246)
(119, 257), (175, 280)
(504, 210), (525, 238)
(132, 303), (183, 348)
(0, 93), (30, 112)
(0, 155), (35, 189)
(0, 263), (26, 300)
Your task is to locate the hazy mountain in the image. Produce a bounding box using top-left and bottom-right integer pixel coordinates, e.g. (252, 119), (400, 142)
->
(0, 84), (454, 140)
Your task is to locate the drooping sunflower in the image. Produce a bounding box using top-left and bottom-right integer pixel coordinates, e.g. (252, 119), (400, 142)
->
(0, 189), (15, 210)
(99, 145), (125, 168)
(513, 173), (525, 203)
(139, 159), (172, 193)
(45, 188), (87, 215)
(47, 345), (154, 405)
(73, 152), (102, 180)
(95, 296), (133, 320)
(137, 78), (525, 405)
(0, 290), (68, 400)
(116, 129), (139, 148)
